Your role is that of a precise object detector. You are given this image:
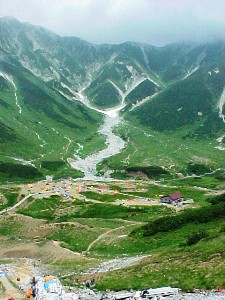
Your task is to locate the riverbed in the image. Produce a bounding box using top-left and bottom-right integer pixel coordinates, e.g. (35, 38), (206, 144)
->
(69, 108), (125, 180)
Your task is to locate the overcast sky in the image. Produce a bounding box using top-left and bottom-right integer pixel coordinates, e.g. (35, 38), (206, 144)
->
(1, 0), (225, 45)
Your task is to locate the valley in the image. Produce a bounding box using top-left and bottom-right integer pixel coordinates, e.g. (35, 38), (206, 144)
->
(0, 17), (225, 298)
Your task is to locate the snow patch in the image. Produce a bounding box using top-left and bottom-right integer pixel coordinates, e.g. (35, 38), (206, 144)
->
(9, 157), (35, 167)
(60, 82), (77, 96)
(183, 66), (199, 80)
(33, 131), (46, 147)
(130, 92), (158, 111)
(0, 71), (22, 113)
(216, 135), (225, 143)
(214, 146), (225, 151)
(51, 127), (59, 134)
(218, 87), (225, 122)
(215, 135), (225, 150)
(147, 76), (160, 87)
(75, 143), (84, 157)
(141, 46), (150, 68)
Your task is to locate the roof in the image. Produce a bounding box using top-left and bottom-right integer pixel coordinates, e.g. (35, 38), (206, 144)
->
(169, 192), (184, 200)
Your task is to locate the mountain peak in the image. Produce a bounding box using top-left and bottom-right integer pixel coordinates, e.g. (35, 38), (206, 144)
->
(0, 16), (20, 23)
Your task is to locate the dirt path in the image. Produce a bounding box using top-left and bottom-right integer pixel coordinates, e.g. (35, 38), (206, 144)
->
(85, 225), (126, 253)
(84, 222), (138, 254)
(0, 194), (33, 215)
(0, 275), (24, 299)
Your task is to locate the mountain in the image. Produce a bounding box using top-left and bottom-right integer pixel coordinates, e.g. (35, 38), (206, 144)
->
(127, 41), (225, 136)
(0, 17), (224, 179)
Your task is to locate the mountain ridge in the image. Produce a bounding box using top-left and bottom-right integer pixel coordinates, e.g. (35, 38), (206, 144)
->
(0, 17), (224, 179)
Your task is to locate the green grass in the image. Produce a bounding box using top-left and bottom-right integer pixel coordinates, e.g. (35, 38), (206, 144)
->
(58, 202), (173, 222)
(0, 184), (224, 291)
(92, 220), (225, 290)
(0, 162), (43, 182)
(0, 60), (105, 182)
(98, 121), (225, 180)
(138, 201), (225, 237)
(82, 191), (128, 202)
(0, 216), (21, 237)
(75, 218), (126, 228)
(0, 187), (20, 210)
(166, 176), (225, 190)
(47, 223), (106, 252)
(18, 196), (64, 220)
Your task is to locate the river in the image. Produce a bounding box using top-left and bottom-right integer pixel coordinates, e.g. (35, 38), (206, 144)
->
(68, 106), (126, 180)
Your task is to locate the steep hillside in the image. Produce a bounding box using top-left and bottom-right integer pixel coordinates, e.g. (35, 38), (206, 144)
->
(0, 17), (225, 179)
(126, 42), (225, 137)
(0, 54), (103, 181)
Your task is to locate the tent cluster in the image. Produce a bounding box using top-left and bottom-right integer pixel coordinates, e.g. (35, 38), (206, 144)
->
(26, 276), (78, 300)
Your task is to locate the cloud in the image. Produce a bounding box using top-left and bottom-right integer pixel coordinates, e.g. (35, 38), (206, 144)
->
(0, 0), (225, 45)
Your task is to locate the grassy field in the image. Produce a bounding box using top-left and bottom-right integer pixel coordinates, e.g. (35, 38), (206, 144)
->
(98, 120), (225, 179)
(94, 219), (225, 291)
(0, 181), (224, 292)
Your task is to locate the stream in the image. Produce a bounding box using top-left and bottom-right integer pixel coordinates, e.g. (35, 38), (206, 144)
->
(68, 106), (126, 180)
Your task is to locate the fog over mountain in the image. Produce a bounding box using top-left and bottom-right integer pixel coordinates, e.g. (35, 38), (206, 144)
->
(1, 0), (225, 45)
(0, 16), (224, 176)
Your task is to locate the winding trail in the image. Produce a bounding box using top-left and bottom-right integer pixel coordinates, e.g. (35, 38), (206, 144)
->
(85, 223), (134, 253)
(0, 194), (33, 215)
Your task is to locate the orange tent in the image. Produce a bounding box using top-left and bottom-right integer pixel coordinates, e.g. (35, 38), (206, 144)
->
(26, 287), (32, 298)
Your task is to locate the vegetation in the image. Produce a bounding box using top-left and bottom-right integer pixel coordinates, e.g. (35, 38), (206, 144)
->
(129, 77), (213, 131)
(0, 184), (224, 291)
(82, 191), (127, 202)
(125, 79), (159, 107)
(126, 166), (169, 179)
(207, 193), (225, 205)
(137, 200), (225, 237)
(185, 230), (208, 246)
(86, 81), (121, 109)
(100, 121), (225, 179)
(18, 196), (63, 220)
(0, 19), (225, 292)
(0, 162), (43, 181)
(186, 163), (212, 175)
(41, 160), (66, 171)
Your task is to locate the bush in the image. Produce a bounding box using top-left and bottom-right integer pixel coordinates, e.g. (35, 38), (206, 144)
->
(186, 230), (208, 246)
(187, 163), (212, 175)
(0, 162), (43, 179)
(207, 193), (225, 205)
(41, 160), (65, 171)
(126, 166), (169, 179)
(140, 202), (225, 237)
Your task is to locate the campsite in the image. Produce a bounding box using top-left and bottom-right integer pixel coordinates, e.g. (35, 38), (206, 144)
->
(0, 176), (224, 299)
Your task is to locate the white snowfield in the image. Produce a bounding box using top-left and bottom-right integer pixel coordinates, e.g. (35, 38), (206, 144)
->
(218, 87), (225, 122)
(182, 66), (199, 80)
(0, 71), (22, 113)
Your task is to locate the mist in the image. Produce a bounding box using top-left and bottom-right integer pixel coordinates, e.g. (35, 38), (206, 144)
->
(1, 0), (225, 45)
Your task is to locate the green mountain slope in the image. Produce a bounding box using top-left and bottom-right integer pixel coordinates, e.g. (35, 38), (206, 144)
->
(0, 17), (225, 179)
(0, 58), (103, 181)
